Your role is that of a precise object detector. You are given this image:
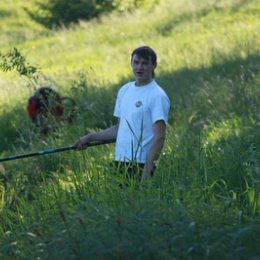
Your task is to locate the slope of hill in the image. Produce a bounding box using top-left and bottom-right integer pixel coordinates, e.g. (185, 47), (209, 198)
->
(0, 0), (259, 259)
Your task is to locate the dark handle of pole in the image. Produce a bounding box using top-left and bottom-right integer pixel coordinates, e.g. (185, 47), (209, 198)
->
(0, 139), (115, 162)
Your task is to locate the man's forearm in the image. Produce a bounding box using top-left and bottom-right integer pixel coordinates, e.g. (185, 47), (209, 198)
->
(74, 124), (119, 149)
(142, 120), (166, 180)
(87, 124), (119, 142)
(145, 135), (165, 173)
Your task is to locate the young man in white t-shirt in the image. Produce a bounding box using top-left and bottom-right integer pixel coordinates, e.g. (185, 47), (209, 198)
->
(74, 46), (170, 182)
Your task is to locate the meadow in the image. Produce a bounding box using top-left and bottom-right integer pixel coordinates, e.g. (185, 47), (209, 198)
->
(0, 0), (259, 259)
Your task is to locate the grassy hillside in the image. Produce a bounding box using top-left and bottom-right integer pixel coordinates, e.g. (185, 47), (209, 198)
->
(0, 0), (259, 259)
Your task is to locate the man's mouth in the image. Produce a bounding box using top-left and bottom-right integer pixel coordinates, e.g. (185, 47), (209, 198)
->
(136, 71), (143, 76)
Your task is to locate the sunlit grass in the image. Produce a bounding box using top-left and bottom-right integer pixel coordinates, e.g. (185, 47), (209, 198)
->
(1, 0), (259, 88)
(0, 0), (259, 259)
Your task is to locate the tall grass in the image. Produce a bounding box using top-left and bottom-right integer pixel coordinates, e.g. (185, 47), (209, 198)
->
(0, 0), (259, 259)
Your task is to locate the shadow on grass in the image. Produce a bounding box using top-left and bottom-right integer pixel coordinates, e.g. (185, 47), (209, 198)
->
(160, 53), (260, 100)
(0, 10), (12, 18)
(159, 53), (260, 126)
(0, 105), (30, 151)
(0, 53), (259, 153)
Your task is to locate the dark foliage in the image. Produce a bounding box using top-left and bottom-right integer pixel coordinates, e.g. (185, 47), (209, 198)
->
(25, 0), (138, 28)
(0, 48), (38, 78)
(25, 0), (152, 28)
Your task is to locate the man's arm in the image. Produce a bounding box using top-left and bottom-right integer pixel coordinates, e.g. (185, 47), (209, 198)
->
(141, 120), (166, 182)
(73, 123), (119, 150)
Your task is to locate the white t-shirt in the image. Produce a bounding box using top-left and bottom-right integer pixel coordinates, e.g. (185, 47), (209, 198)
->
(113, 80), (170, 163)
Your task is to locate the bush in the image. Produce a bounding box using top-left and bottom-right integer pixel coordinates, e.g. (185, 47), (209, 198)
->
(27, 0), (155, 28)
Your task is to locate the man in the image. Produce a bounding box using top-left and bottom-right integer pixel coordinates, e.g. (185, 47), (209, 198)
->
(74, 46), (170, 182)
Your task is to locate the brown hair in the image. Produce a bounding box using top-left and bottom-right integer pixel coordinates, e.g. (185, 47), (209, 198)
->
(131, 46), (157, 77)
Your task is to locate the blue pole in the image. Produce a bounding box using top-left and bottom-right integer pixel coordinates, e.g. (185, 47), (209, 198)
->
(0, 140), (115, 162)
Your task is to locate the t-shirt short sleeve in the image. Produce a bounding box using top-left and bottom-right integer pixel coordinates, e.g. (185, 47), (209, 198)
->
(113, 94), (121, 118)
(150, 93), (170, 124)
(113, 84), (129, 119)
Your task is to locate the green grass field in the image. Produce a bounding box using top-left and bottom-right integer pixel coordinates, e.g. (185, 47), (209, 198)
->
(0, 0), (259, 259)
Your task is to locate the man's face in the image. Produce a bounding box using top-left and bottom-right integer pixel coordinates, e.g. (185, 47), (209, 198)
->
(131, 54), (156, 86)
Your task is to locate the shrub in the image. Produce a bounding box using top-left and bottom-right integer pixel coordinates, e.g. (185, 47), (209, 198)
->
(27, 0), (155, 28)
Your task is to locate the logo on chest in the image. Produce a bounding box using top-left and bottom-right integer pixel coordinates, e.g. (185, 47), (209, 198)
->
(135, 101), (143, 108)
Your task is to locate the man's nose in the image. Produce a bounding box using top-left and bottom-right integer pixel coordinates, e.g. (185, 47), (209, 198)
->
(137, 63), (143, 70)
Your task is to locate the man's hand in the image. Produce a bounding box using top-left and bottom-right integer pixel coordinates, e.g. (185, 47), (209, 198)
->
(141, 161), (154, 183)
(73, 135), (92, 150)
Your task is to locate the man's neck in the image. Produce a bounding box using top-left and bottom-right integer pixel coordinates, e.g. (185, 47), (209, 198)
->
(135, 79), (153, 87)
